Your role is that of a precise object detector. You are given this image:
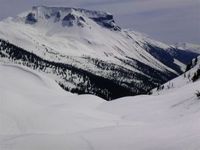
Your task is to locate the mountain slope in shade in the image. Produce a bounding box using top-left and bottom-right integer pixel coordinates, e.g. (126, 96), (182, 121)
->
(0, 63), (200, 150)
(173, 42), (200, 54)
(0, 6), (199, 100)
(166, 43), (200, 65)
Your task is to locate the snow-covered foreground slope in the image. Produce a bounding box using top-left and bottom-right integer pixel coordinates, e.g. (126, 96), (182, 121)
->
(0, 6), (199, 100)
(1, 63), (200, 150)
(152, 56), (200, 95)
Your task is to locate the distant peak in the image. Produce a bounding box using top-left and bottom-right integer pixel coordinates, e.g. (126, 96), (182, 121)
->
(32, 6), (112, 18)
(30, 6), (113, 22)
(22, 6), (121, 31)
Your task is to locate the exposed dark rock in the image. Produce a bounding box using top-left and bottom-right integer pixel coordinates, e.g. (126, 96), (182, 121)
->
(62, 13), (76, 27)
(63, 13), (76, 21)
(54, 12), (61, 22)
(79, 16), (85, 22)
(25, 13), (37, 24)
(90, 15), (121, 31)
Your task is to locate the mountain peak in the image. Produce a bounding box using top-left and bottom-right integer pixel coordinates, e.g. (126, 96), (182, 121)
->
(22, 6), (121, 30)
(32, 6), (111, 17)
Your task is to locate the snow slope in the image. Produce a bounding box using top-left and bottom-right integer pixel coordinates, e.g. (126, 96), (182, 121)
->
(0, 61), (200, 149)
(152, 56), (200, 95)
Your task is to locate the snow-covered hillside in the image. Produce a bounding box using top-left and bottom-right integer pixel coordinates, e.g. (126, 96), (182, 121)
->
(152, 56), (200, 95)
(0, 6), (199, 100)
(0, 62), (200, 150)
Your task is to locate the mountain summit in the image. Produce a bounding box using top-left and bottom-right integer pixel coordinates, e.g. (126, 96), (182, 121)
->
(19, 6), (120, 31)
(0, 6), (199, 100)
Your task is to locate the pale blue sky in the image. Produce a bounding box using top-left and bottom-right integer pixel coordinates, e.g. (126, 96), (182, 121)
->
(0, 0), (199, 44)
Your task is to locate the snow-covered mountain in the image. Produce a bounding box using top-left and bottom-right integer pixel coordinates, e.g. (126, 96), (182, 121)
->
(166, 42), (200, 65)
(173, 42), (200, 54)
(0, 6), (199, 100)
(0, 61), (200, 150)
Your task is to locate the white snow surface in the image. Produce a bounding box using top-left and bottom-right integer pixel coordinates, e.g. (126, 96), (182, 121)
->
(0, 62), (200, 149)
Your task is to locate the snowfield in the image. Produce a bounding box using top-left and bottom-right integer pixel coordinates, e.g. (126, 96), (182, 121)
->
(0, 63), (200, 150)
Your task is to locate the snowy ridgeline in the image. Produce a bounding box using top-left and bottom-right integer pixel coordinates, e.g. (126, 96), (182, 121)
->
(24, 6), (121, 31)
(0, 62), (200, 150)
